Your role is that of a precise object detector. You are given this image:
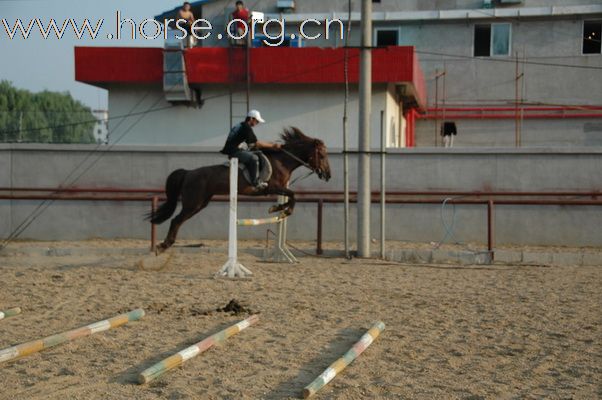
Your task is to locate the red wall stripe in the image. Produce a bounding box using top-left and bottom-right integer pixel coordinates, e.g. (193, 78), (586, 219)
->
(74, 46), (426, 108)
(74, 47), (163, 84)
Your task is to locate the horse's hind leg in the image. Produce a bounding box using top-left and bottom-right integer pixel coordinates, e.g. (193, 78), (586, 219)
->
(157, 197), (210, 253)
(157, 209), (193, 253)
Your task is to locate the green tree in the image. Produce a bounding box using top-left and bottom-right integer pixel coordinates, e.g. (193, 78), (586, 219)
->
(0, 81), (96, 143)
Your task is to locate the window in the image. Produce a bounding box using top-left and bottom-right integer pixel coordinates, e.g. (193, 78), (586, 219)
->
(474, 25), (491, 56)
(474, 23), (511, 57)
(583, 20), (601, 54)
(375, 28), (399, 46)
(491, 24), (511, 55)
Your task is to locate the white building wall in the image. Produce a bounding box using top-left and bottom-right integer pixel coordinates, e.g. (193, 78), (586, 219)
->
(108, 83), (403, 149)
(385, 84), (402, 147)
(196, 0), (602, 148)
(201, 1), (597, 22)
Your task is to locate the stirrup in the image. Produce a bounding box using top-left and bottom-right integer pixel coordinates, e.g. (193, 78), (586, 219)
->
(254, 181), (268, 190)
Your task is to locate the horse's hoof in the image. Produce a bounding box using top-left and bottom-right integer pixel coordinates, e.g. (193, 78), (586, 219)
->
(155, 243), (168, 255)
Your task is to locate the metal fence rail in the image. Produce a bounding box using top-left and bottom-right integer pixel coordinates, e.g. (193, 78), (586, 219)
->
(1, 187), (600, 258)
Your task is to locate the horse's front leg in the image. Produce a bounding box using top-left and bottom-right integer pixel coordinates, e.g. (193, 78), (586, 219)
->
(267, 187), (296, 216)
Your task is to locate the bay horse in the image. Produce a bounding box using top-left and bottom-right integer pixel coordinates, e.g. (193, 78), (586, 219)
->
(148, 127), (331, 253)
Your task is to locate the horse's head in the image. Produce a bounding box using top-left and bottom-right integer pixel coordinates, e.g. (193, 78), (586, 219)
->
(309, 138), (331, 181)
(281, 127), (331, 181)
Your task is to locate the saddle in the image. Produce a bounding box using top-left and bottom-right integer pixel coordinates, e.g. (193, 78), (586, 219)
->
(224, 151), (273, 185)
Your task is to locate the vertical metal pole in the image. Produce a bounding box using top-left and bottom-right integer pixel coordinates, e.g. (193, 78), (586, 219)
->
(246, 34), (251, 113)
(520, 49), (526, 145)
(150, 196), (158, 252)
(228, 47), (234, 128)
(343, 123), (350, 258)
(317, 199), (323, 255)
(379, 110), (385, 259)
(442, 63), (447, 131)
(487, 199), (495, 261)
(343, 0), (352, 259)
(357, 0), (372, 258)
(434, 69), (439, 147)
(515, 51), (520, 147)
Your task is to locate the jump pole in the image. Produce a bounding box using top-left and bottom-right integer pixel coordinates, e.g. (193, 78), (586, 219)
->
(303, 321), (385, 398)
(216, 157), (254, 278)
(0, 307), (21, 321)
(138, 314), (259, 384)
(0, 309), (144, 364)
(238, 216), (283, 226)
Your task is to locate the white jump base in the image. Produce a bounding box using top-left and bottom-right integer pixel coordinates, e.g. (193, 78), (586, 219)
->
(216, 158), (297, 279)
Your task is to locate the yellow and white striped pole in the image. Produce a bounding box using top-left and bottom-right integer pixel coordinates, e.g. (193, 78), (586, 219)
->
(0, 307), (21, 321)
(138, 315), (259, 384)
(303, 321), (385, 398)
(0, 309), (144, 365)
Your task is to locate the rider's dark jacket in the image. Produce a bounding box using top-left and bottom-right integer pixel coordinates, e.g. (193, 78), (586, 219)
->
(220, 121), (258, 156)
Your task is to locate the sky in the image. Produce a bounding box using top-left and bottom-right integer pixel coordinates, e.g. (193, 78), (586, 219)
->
(0, 0), (188, 109)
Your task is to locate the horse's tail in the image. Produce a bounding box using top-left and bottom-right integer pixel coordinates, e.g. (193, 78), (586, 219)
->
(147, 169), (187, 224)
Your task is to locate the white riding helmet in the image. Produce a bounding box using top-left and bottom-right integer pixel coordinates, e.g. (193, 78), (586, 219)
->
(247, 109), (265, 123)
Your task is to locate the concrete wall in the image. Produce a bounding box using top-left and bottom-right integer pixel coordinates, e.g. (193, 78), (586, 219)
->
(2, 144), (600, 247)
(416, 119), (602, 147)
(108, 83), (400, 149)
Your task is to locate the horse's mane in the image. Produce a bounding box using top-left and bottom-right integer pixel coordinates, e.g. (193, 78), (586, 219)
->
(280, 127), (315, 147)
(261, 127), (321, 156)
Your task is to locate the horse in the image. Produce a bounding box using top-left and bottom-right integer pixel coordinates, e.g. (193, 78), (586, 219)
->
(148, 127), (332, 253)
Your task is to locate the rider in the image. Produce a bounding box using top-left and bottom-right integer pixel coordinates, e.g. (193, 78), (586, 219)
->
(220, 110), (281, 190)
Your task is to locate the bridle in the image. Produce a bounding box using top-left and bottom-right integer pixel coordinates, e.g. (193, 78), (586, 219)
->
(281, 147), (318, 173)
(280, 143), (325, 183)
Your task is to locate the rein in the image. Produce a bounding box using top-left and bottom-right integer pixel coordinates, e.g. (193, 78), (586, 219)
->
(281, 148), (314, 172)
(289, 169), (315, 186)
(280, 147), (317, 186)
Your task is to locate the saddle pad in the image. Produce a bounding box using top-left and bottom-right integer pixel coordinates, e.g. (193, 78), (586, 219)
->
(223, 152), (272, 184)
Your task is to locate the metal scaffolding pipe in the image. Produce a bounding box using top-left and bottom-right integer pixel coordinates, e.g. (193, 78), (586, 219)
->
(427, 106), (602, 112)
(420, 112), (602, 120)
(487, 200), (495, 260)
(342, 0), (352, 260)
(2, 189), (600, 200)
